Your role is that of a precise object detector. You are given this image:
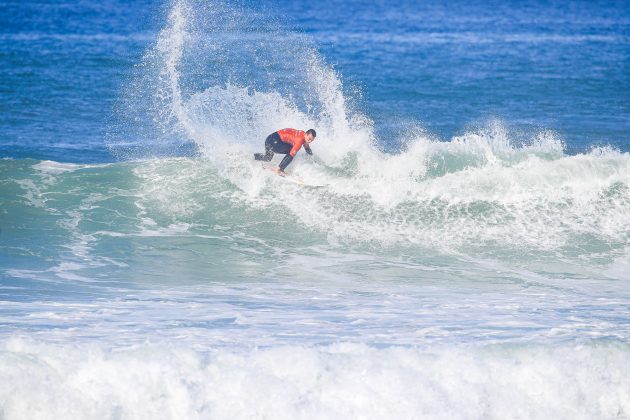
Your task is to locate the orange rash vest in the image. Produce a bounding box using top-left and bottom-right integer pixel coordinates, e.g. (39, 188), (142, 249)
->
(277, 128), (306, 157)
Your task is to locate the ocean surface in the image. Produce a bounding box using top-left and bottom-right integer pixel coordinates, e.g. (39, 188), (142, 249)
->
(1, 0), (630, 418)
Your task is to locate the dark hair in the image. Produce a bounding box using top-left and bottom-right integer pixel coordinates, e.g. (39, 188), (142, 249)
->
(306, 129), (316, 137)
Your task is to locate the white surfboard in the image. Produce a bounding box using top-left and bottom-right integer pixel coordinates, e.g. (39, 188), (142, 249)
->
(262, 165), (326, 188)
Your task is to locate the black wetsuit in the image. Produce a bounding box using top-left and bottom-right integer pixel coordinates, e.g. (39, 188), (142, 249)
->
(254, 132), (312, 171)
(254, 133), (292, 161)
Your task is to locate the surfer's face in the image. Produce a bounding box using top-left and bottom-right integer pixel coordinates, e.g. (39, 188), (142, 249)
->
(305, 133), (315, 143)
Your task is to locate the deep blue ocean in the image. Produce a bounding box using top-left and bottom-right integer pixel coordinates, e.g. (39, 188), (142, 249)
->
(1, 0), (629, 418)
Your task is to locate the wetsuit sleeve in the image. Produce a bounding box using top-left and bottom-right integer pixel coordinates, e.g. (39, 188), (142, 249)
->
(279, 155), (293, 171)
(304, 144), (313, 155)
(289, 138), (305, 157)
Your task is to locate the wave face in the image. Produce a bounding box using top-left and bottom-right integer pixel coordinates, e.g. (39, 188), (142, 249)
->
(2, 0), (630, 418)
(3, 141), (630, 281)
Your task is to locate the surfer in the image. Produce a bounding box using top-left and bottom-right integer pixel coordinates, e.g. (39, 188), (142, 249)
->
(254, 128), (316, 175)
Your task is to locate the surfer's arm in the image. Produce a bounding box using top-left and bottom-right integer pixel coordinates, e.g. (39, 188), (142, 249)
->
(280, 140), (304, 171)
(278, 154), (293, 171)
(304, 144), (313, 155)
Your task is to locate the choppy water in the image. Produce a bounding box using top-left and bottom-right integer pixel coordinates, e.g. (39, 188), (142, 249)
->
(1, 0), (629, 418)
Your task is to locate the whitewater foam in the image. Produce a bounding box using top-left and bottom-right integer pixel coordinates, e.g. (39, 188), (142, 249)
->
(0, 338), (628, 420)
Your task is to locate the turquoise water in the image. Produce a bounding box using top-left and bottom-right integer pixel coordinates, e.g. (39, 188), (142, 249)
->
(1, 0), (630, 418)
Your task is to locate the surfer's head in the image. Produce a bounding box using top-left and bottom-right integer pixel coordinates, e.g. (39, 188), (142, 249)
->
(305, 129), (316, 144)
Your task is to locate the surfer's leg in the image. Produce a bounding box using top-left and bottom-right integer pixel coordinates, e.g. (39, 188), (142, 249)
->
(255, 134), (277, 161)
(271, 136), (292, 155)
(262, 136), (275, 161)
(254, 150), (272, 160)
(272, 144), (292, 155)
